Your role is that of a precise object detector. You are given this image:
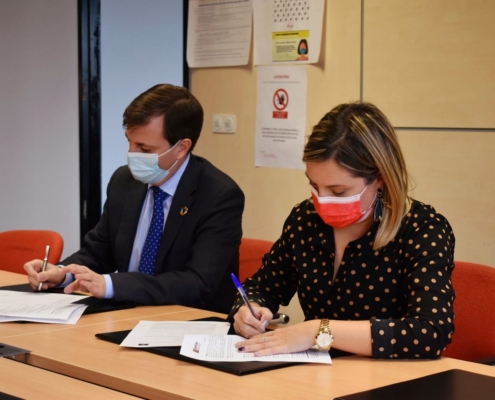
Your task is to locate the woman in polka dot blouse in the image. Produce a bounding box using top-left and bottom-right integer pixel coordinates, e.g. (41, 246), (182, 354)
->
(231, 102), (455, 359)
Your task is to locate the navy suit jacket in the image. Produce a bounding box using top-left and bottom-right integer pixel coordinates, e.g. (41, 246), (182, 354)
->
(62, 155), (245, 313)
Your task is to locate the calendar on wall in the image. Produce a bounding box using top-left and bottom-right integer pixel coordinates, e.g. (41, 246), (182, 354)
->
(253, 0), (325, 65)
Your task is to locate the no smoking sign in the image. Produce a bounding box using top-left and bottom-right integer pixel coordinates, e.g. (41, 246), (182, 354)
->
(273, 89), (288, 119)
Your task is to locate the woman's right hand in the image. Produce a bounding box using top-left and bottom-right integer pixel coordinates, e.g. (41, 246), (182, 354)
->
(233, 303), (273, 338)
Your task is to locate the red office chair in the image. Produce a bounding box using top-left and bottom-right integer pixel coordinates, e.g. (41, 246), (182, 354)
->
(442, 261), (495, 362)
(239, 238), (274, 283)
(0, 230), (64, 275)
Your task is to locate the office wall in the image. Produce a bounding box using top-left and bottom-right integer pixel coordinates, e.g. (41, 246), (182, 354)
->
(0, 0), (80, 258)
(191, 0), (495, 322)
(100, 0), (184, 206)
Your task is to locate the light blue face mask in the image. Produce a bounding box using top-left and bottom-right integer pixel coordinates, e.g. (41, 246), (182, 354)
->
(127, 141), (179, 184)
(299, 47), (307, 54)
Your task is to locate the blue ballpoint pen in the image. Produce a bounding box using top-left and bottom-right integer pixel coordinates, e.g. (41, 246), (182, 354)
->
(230, 273), (259, 320)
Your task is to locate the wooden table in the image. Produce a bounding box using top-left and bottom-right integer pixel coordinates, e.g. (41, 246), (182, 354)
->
(0, 270), (26, 285)
(3, 271), (495, 400)
(0, 357), (139, 399)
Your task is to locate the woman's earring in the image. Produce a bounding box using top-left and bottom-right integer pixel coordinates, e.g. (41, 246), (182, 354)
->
(374, 188), (383, 222)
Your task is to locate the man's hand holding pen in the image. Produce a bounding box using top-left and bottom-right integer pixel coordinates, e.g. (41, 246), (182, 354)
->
(24, 259), (106, 298)
(24, 259), (66, 290)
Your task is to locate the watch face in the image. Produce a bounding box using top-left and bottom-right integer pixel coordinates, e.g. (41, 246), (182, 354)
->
(317, 333), (333, 348)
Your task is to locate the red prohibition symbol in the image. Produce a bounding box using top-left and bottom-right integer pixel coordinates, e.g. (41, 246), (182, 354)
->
(273, 89), (289, 110)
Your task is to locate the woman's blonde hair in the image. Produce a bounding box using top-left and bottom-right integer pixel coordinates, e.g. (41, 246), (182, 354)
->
(303, 102), (411, 249)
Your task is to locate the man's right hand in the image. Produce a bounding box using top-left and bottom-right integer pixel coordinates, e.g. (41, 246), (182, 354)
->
(24, 259), (66, 291)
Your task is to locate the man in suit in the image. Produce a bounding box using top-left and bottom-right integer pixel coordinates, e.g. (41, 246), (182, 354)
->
(25, 84), (244, 313)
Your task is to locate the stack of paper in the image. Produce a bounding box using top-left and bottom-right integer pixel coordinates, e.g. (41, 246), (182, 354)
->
(180, 334), (332, 364)
(120, 320), (231, 347)
(0, 290), (88, 324)
(119, 320), (332, 364)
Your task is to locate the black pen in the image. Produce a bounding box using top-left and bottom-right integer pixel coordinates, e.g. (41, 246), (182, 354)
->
(38, 245), (51, 291)
(271, 313), (290, 325)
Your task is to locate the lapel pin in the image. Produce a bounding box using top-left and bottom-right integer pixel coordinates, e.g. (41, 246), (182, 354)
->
(180, 206), (189, 216)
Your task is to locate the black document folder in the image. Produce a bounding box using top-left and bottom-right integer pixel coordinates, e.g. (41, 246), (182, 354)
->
(0, 283), (136, 315)
(0, 392), (22, 400)
(335, 369), (495, 400)
(96, 317), (303, 376)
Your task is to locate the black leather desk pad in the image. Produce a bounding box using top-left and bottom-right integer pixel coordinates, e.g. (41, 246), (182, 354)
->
(96, 317), (305, 376)
(335, 369), (495, 400)
(0, 283), (136, 315)
(0, 392), (22, 400)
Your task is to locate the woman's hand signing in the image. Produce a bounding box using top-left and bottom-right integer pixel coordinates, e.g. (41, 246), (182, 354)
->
(235, 319), (320, 357)
(232, 303), (272, 338)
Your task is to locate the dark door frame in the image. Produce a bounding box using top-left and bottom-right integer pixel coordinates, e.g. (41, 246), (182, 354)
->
(78, 0), (101, 246)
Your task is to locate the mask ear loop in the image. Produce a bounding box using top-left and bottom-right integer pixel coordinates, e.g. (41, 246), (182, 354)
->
(374, 188), (384, 222)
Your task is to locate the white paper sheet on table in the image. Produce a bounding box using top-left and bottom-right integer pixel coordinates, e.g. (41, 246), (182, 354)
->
(180, 334), (332, 364)
(0, 304), (87, 324)
(120, 320), (231, 348)
(0, 291), (89, 324)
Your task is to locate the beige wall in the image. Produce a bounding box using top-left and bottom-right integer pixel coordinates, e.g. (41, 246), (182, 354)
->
(190, 0), (495, 322)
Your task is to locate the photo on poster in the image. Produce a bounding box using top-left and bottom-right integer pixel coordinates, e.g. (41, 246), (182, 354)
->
(253, 0), (325, 65)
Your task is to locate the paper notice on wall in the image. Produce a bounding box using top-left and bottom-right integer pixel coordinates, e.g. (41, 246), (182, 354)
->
(187, 0), (252, 68)
(255, 65), (307, 170)
(253, 0), (325, 65)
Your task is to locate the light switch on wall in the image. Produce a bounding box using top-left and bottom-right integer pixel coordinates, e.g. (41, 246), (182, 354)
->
(212, 114), (236, 133)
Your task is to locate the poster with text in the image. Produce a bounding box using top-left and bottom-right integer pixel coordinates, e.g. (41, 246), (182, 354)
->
(253, 0), (325, 65)
(255, 66), (307, 169)
(187, 0), (252, 68)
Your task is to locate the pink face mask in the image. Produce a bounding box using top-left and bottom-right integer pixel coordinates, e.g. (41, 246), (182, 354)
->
(310, 185), (376, 228)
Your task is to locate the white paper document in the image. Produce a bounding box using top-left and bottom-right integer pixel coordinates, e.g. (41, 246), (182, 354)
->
(0, 291), (88, 324)
(0, 305), (88, 325)
(255, 65), (307, 169)
(180, 334), (332, 364)
(187, 0), (252, 68)
(120, 320), (232, 348)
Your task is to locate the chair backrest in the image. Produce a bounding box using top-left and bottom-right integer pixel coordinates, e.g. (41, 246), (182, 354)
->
(239, 238), (274, 283)
(442, 261), (495, 361)
(0, 230), (64, 275)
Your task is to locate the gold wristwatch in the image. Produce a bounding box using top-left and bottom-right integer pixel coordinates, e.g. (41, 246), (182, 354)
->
(314, 319), (334, 350)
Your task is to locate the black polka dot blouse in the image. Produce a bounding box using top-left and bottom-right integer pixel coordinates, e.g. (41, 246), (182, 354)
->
(231, 198), (455, 359)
